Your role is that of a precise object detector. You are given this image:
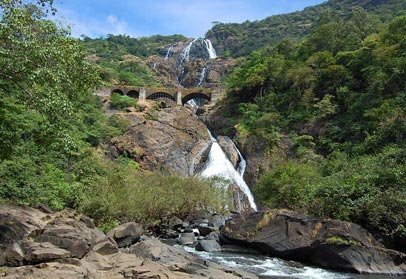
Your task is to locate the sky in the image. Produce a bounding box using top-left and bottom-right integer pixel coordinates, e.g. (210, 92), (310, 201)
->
(52, 0), (326, 39)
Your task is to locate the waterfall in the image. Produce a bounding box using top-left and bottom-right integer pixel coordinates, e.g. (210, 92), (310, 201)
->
(197, 67), (206, 87)
(231, 141), (246, 176)
(165, 43), (176, 60)
(179, 38), (198, 63)
(203, 39), (217, 59)
(201, 132), (257, 211)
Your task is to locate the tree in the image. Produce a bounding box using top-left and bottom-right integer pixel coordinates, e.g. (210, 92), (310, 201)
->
(0, 0), (99, 158)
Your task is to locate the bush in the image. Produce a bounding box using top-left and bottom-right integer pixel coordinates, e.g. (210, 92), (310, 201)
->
(110, 93), (137, 110)
(75, 154), (231, 227)
(255, 147), (406, 240)
(0, 156), (76, 210)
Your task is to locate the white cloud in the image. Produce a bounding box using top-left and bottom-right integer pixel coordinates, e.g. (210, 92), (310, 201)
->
(54, 8), (136, 38)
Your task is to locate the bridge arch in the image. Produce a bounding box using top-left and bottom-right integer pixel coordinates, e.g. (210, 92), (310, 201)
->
(146, 92), (176, 103)
(182, 92), (211, 105)
(111, 88), (124, 95)
(127, 90), (139, 99)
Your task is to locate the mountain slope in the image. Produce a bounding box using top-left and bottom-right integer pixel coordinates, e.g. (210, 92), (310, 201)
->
(206, 0), (406, 57)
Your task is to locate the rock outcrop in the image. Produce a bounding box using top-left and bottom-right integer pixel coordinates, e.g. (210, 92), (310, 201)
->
(221, 209), (406, 275)
(110, 106), (211, 176)
(0, 205), (257, 279)
(217, 136), (240, 168)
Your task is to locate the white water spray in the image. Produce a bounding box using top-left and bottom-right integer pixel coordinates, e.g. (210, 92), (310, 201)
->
(165, 43), (176, 60)
(201, 132), (257, 211)
(203, 39), (217, 59)
(197, 67), (206, 87)
(180, 38), (198, 63)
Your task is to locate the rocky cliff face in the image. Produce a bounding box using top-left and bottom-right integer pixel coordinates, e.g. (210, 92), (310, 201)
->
(110, 105), (211, 176)
(146, 39), (235, 89)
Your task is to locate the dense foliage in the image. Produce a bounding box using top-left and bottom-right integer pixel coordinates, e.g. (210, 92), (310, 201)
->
(0, 1), (228, 228)
(222, 12), (406, 244)
(82, 34), (187, 86)
(206, 0), (406, 57)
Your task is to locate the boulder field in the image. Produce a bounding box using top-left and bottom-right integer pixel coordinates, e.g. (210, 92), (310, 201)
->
(0, 205), (256, 279)
(221, 209), (406, 275)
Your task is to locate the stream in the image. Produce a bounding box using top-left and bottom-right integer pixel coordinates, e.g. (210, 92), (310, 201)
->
(181, 246), (394, 279)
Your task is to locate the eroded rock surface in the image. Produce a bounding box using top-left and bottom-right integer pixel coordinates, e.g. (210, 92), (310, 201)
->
(0, 205), (257, 279)
(111, 106), (211, 176)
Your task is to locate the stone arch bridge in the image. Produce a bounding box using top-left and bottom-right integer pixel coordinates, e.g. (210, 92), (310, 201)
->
(107, 86), (220, 106)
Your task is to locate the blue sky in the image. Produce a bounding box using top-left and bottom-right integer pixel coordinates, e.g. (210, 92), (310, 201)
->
(53, 0), (326, 38)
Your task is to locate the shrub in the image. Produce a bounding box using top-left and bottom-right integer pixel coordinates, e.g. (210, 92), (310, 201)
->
(110, 93), (137, 110)
(75, 155), (231, 227)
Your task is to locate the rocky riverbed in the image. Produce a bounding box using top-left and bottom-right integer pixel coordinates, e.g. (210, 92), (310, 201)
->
(0, 205), (256, 279)
(1, 205), (405, 278)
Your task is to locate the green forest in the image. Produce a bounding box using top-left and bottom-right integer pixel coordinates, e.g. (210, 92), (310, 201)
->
(219, 8), (406, 247)
(207, 0), (406, 57)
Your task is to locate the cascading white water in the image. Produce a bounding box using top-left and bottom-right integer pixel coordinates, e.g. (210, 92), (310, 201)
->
(165, 43), (176, 60)
(203, 39), (217, 59)
(197, 67), (206, 87)
(179, 38), (198, 63)
(231, 140), (247, 176)
(201, 132), (257, 211)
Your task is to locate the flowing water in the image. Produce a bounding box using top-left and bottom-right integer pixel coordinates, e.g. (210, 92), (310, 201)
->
(181, 246), (393, 279)
(165, 43), (176, 60)
(200, 132), (258, 211)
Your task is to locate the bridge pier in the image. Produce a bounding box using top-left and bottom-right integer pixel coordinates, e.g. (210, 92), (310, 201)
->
(176, 90), (182, 105)
(139, 87), (146, 102)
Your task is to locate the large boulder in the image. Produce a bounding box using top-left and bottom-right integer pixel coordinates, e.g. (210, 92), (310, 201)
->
(107, 222), (144, 248)
(222, 209), (406, 275)
(130, 238), (257, 278)
(195, 240), (221, 252)
(111, 106), (211, 176)
(0, 205), (117, 267)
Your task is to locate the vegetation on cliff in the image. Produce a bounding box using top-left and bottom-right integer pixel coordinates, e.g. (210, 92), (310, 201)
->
(81, 34), (187, 87)
(0, 0), (228, 228)
(220, 10), (406, 245)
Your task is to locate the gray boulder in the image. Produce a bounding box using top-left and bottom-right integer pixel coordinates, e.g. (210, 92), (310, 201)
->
(196, 240), (221, 252)
(177, 232), (195, 245)
(107, 222), (144, 248)
(209, 214), (226, 228)
(222, 209), (406, 275)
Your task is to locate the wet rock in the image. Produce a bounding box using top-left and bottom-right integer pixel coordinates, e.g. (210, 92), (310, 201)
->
(130, 238), (257, 278)
(195, 240), (221, 252)
(196, 225), (217, 237)
(177, 232), (195, 245)
(217, 136), (240, 168)
(222, 209), (406, 275)
(205, 231), (220, 242)
(107, 222), (144, 248)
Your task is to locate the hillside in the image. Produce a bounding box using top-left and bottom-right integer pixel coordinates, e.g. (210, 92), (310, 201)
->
(206, 0), (406, 57)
